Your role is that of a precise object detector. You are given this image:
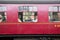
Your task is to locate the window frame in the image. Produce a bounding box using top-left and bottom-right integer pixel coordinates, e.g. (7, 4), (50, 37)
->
(18, 6), (38, 22)
(49, 6), (60, 22)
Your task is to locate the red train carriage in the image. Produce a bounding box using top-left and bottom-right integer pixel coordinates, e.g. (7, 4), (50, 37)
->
(0, 1), (60, 40)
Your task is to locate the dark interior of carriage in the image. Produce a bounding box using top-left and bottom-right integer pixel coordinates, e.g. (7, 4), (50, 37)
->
(0, 12), (6, 22)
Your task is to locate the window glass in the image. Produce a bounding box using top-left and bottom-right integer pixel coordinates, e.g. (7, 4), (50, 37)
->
(0, 7), (6, 11)
(29, 7), (33, 11)
(18, 6), (38, 22)
(0, 12), (6, 22)
(49, 6), (58, 11)
(49, 6), (60, 22)
(33, 7), (37, 11)
(23, 6), (29, 11)
(0, 7), (7, 22)
(18, 6), (24, 11)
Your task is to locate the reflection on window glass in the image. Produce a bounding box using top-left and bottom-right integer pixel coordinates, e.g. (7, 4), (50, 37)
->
(18, 6), (37, 11)
(49, 6), (58, 11)
(18, 6), (38, 22)
(0, 12), (6, 22)
(49, 6), (60, 22)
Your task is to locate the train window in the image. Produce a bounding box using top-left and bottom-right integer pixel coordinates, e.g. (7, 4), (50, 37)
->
(49, 6), (60, 22)
(18, 6), (37, 22)
(49, 12), (59, 21)
(0, 7), (7, 23)
(0, 12), (6, 22)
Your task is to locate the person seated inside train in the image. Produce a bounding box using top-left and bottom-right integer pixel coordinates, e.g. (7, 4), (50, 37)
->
(32, 16), (37, 22)
(25, 16), (37, 22)
(0, 15), (3, 22)
(18, 18), (22, 22)
(18, 15), (22, 22)
(52, 13), (58, 21)
(0, 14), (6, 22)
(25, 17), (32, 22)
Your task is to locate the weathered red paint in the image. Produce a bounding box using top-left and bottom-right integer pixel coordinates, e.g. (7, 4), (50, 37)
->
(0, 4), (60, 34)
